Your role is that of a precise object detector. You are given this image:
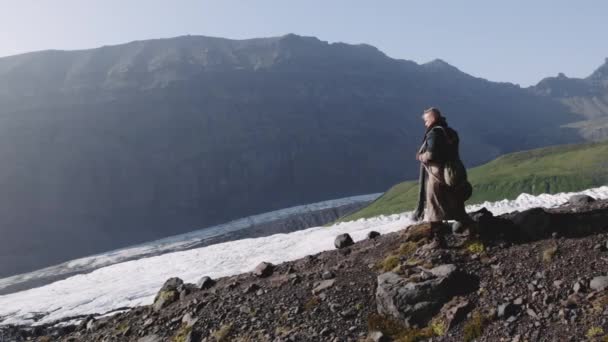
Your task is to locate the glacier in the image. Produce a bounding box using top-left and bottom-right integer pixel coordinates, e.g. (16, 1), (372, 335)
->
(0, 193), (380, 295)
(0, 186), (607, 326)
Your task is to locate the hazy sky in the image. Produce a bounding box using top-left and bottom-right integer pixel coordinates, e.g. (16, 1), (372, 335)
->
(1, 0), (606, 86)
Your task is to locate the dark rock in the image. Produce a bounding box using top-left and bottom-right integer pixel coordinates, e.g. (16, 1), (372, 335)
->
(243, 283), (260, 294)
(498, 302), (518, 318)
(573, 281), (584, 293)
(367, 231), (381, 239)
(253, 262), (274, 277)
(183, 329), (202, 342)
(335, 233), (354, 248)
(569, 194), (595, 205)
(510, 208), (552, 241)
(469, 207), (494, 222)
(321, 271), (335, 280)
(196, 276), (215, 290)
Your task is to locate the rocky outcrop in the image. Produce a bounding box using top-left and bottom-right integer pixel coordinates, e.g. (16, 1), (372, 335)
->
(376, 265), (477, 327)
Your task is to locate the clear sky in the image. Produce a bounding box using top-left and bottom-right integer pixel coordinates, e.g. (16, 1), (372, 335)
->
(1, 0), (606, 86)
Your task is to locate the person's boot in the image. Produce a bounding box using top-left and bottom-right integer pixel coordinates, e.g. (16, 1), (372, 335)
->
(453, 215), (478, 237)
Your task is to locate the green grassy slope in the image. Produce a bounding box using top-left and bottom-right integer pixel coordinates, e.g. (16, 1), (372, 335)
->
(341, 141), (608, 221)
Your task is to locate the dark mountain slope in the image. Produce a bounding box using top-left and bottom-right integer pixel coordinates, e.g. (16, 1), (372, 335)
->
(532, 58), (608, 140)
(0, 34), (581, 277)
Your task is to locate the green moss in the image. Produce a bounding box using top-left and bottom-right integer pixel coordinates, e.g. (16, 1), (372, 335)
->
(212, 324), (232, 341)
(114, 321), (130, 336)
(338, 141), (608, 222)
(430, 319), (446, 336)
(398, 242), (418, 257)
(463, 311), (489, 342)
(465, 241), (485, 254)
(405, 258), (422, 266)
(542, 245), (558, 263)
(172, 324), (193, 342)
(156, 290), (178, 303)
(587, 326), (604, 338)
(378, 255), (400, 272)
(376, 242), (419, 273)
(367, 313), (435, 342)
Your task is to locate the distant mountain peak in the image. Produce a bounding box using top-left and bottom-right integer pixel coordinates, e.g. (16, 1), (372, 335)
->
(588, 57), (608, 81)
(422, 58), (462, 73)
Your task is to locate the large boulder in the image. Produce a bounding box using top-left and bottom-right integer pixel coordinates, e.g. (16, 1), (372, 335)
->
(253, 262), (274, 277)
(376, 264), (476, 327)
(152, 277), (184, 312)
(367, 231), (381, 239)
(334, 233), (354, 249)
(510, 207), (552, 241)
(569, 194), (596, 206)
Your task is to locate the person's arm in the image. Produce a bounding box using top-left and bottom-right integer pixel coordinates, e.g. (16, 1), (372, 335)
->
(418, 128), (445, 163)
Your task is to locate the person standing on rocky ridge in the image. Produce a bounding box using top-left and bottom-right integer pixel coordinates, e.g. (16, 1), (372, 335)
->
(411, 107), (474, 243)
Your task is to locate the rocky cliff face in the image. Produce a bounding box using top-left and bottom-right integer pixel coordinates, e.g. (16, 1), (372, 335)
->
(4, 195), (608, 341)
(0, 34), (582, 277)
(532, 58), (608, 141)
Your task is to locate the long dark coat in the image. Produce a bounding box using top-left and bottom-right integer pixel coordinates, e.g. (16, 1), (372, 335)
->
(412, 117), (468, 222)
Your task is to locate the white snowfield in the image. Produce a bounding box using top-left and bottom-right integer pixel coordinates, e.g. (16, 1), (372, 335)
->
(1, 186), (607, 326)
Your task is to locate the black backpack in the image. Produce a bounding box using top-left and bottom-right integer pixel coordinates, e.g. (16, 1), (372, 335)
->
(433, 126), (472, 201)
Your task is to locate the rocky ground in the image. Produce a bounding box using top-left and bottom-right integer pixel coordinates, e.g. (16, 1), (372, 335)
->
(2, 194), (608, 342)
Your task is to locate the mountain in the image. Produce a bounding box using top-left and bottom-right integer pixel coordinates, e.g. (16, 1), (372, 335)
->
(531, 58), (608, 140)
(0, 34), (582, 277)
(341, 140), (608, 221)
